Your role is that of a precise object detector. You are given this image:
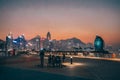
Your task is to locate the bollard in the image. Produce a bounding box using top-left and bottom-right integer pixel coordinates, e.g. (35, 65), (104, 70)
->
(70, 56), (73, 64)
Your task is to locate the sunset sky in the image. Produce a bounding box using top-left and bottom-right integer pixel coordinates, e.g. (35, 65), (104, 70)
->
(0, 0), (120, 45)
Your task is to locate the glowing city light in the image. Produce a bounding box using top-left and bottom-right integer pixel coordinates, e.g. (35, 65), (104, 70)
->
(8, 36), (11, 39)
(63, 62), (85, 68)
(13, 40), (17, 43)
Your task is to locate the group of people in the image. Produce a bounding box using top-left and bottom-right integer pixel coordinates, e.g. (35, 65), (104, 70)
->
(39, 49), (66, 68)
(48, 54), (61, 68)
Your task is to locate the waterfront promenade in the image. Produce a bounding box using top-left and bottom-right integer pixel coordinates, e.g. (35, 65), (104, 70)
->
(0, 54), (120, 80)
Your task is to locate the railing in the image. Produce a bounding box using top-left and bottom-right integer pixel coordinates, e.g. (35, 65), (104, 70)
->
(0, 50), (120, 58)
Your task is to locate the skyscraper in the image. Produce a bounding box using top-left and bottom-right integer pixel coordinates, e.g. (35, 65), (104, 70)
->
(6, 32), (13, 50)
(94, 35), (105, 51)
(27, 35), (40, 51)
(46, 32), (51, 40)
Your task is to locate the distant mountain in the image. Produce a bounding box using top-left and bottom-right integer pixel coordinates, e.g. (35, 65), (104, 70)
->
(86, 42), (94, 47)
(28, 35), (40, 42)
(27, 35), (40, 50)
(65, 37), (85, 45)
(56, 37), (86, 50)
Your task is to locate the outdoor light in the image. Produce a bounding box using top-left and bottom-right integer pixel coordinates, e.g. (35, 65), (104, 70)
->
(70, 56), (73, 64)
(20, 43), (22, 45)
(13, 40), (17, 43)
(8, 35), (11, 39)
(36, 39), (39, 41)
(19, 35), (22, 38)
(28, 43), (32, 46)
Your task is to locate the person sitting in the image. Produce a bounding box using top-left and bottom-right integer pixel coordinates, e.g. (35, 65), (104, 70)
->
(55, 55), (62, 68)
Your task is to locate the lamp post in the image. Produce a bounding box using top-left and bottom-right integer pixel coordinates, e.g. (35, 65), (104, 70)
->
(70, 56), (73, 64)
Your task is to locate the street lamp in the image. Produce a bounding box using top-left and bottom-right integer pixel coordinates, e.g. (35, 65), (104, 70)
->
(70, 56), (73, 64)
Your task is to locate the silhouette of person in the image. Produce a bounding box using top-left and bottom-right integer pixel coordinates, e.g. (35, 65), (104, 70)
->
(48, 54), (52, 67)
(39, 49), (45, 67)
(13, 49), (15, 56)
(55, 55), (61, 67)
(51, 55), (55, 67)
(62, 53), (66, 62)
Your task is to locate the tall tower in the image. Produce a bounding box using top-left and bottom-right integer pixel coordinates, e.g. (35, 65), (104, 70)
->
(46, 32), (51, 40)
(94, 35), (105, 51)
(18, 34), (26, 50)
(6, 32), (13, 55)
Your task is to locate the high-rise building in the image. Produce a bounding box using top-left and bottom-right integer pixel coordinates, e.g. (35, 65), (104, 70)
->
(94, 35), (105, 51)
(43, 32), (53, 51)
(27, 35), (40, 51)
(46, 32), (51, 40)
(6, 32), (13, 50)
(13, 34), (27, 50)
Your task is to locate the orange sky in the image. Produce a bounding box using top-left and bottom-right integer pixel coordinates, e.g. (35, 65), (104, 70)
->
(0, 0), (120, 45)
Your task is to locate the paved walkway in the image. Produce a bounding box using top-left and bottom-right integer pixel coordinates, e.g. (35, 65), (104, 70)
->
(73, 56), (120, 62)
(0, 55), (120, 80)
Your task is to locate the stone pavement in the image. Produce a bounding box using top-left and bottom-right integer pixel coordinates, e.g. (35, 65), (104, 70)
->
(0, 55), (120, 80)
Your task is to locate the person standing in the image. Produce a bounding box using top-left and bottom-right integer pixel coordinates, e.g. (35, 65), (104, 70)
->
(39, 49), (45, 68)
(13, 49), (16, 56)
(62, 53), (66, 62)
(52, 54), (55, 67)
(48, 54), (52, 67)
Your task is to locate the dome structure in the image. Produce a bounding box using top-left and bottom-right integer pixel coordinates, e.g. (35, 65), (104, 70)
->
(94, 35), (105, 51)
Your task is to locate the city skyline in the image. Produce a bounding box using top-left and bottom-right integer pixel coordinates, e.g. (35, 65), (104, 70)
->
(0, 0), (120, 45)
